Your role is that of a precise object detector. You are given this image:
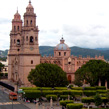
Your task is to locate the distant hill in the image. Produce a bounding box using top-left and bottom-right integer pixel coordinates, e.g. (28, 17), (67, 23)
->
(0, 46), (109, 61)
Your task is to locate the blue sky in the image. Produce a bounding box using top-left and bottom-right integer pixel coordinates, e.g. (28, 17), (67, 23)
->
(0, 0), (109, 50)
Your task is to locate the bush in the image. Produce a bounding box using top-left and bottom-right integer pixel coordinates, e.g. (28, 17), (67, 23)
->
(84, 87), (96, 90)
(60, 100), (74, 107)
(46, 95), (57, 101)
(54, 87), (67, 90)
(71, 90), (83, 96)
(53, 90), (63, 97)
(71, 87), (83, 90)
(24, 90), (41, 99)
(60, 95), (70, 100)
(101, 97), (108, 105)
(83, 90), (96, 96)
(82, 97), (94, 104)
(40, 87), (52, 90)
(96, 90), (107, 94)
(96, 86), (106, 90)
(62, 90), (71, 95)
(66, 103), (83, 109)
(20, 87), (40, 90)
(42, 90), (54, 97)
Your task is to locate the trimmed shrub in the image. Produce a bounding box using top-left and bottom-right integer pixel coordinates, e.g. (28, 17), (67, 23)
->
(40, 87), (52, 90)
(20, 87), (40, 90)
(42, 90), (54, 97)
(82, 97), (94, 104)
(46, 95), (57, 101)
(84, 87), (96, 90)
(96, 86), (106, 90)
(66, 103), (83, 109)
(101, 97), (108, 105)
(83, 90), (96, 96)
(96, 90), (107, 94)
(62, 90), (71, 95)
(71, 90), (83, 96)
(71, 87), (83, 90)
(60, 100), (74, 107)
(53, 90), (63, 97)
(54, 87), (67, 90)
(60, 95), (70, 100)
(24, 90), (41, 99)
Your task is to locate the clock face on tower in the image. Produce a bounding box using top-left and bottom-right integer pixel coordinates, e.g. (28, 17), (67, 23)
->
(30, 47), (33, 50)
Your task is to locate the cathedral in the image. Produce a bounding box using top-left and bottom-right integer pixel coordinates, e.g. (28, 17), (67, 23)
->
(8, 1), (104, 87)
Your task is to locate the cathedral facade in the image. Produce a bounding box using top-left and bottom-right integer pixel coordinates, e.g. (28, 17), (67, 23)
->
(8, 1), (104, 86)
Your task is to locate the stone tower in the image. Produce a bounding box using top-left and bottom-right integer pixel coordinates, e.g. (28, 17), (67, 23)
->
(8, 1), (40, 86)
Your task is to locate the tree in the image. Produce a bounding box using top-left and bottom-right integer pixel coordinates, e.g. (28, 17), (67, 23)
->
(0, 62), (4, 79)
(74, 60), (109, 86)
(94, 93), (102, 108)
(28, 63), (68, 87)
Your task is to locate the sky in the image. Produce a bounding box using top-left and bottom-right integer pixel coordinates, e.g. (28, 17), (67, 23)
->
(0, 0), (109, 50)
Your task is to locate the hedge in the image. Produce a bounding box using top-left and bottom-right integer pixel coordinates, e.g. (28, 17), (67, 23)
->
(84, 87), (96, 90)
(71, 87), (83, 90)
(54, 87), (67, 90)
(53, 90), (63, 97)
(81, 97), (94, 103)
(71, 90), (83, 96)
(96, 86), (106, 90)
(20, 87), (40, 90)
(83, 90), (96, 96)
(96, 90), (107, 94)
(46, 95), (57, 101)
(62, 90), (71, 95)
(40, 87), (52, 90)
(24, 90), (41, 99)
(42, 90), (54, 97)
(60, 100), (74, 107)
(101, 97), (108, 104)
(66, 103), (83, 109)
(60, 95), (70, 100)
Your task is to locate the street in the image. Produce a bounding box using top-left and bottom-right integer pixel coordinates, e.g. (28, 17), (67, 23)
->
(0, 86), (29, 109)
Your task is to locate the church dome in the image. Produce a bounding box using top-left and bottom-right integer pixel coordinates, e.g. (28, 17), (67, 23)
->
(55, 38), (70, 50)
(27, 0), (33, 9)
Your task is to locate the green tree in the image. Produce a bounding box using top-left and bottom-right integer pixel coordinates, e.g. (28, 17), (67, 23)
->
(94, 93), (102, 108)
(28, 63), (68, 87)
(0, 62), (4, 79)
(74, 60), (109, 86)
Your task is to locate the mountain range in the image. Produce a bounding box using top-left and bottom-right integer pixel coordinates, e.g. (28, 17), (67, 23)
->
(0, 46), (109, 61)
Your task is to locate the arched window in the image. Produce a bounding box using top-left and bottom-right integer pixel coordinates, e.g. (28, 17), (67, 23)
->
(59, 52), (61, 56)
(68, 75), (71, 83)
(30, 36), (34, 43)
(26, 36), (28, 41)
(64, 52), (66, 56)
(31, 60), (33, 64)
(18, 26), (19, 31)
(26, 20), (28, 26)
(17, 39), (20, 45)
(35, 36), (37, 41)
(14, 26), (16, 31)
(30, 20), (32, 26)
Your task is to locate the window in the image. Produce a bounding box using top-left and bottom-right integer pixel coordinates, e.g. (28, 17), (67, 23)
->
(31, 60), (33, 64)
(30, 36), (33, 43)
(35, 36), (37, 41)
(30, 20), (32, 26)
(14, 26), (16, 31)
(68, 62), (71, 64)
(18, 26), (19, 31)
(59, 52), (61, 56)
(26, 36), (28, 41)
(17, 39), (20, 45)
(64, 52), (66, 56)
(26, 20), (28, 26)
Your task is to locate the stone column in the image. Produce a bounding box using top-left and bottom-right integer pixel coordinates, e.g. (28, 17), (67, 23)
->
(105, 80), (107, 89)
(98, 79), (101, 86)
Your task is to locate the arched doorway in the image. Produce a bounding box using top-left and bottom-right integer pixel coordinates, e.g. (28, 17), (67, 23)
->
(68, 75), (71, 83)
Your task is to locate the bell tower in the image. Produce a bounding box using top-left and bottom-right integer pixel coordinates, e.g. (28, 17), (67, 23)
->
(8, 1), (41, 86)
